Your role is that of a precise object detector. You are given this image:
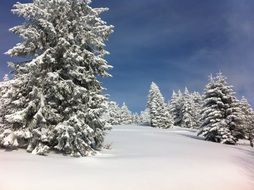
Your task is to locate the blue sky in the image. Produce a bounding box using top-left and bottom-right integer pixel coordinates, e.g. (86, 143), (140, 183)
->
(1, 0), (254, 112)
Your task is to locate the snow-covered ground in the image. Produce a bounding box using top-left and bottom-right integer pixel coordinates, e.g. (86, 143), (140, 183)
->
(0, 125), (253, 190)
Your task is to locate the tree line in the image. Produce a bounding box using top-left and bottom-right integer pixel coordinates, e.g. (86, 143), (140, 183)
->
(147, 73), (254, 146)
(104, 73), (254, 147)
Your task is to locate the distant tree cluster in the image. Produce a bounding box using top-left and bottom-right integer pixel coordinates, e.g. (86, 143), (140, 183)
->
(102, 101), (134, 126)
(169, 88), (202, 129)
(142, 73), (254, 147)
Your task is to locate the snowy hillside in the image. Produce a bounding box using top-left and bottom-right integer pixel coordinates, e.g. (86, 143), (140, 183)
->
(0, 125), (253, 190)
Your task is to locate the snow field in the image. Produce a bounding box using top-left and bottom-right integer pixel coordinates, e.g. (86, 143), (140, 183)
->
(0, 125), (253, 190)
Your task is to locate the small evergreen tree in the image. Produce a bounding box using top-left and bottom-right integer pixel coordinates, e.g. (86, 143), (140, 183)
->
(0, 0), (113, 157)
(102, 101), (122, 126)
(239, 97), (254, 147)
(139, 108), (150, 125)
(132, 113), (140, 124)
(119, 103), (133, 124)
(147, 82), (172, 128)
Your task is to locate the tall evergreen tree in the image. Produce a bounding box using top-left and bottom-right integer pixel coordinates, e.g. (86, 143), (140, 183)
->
(198, 73), (243, 144)
(0, 0), (113, 156)
(147, 82), (172, 128)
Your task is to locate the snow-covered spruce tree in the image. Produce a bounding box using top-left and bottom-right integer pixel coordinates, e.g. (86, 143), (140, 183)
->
(164, 106), (174, 128)
(169, 89), (202, 129)
(169, 90), (184, 127)
(0, 77), (14, 128)
(119, 103), (133, 125)
(0, 0), (113, 157)
(181, 88), (195, 128)
(133, 112), (141, 124)
(139, 108), (150, 125)
(192, 91), (203, 126)
(198, 73), (244, 144)
(181, 88), (202, 128)
(227, 98), (245, 140)
(147, 82), (172, 128)
(239, 97), (254, 147)
(0, 81), (7, 128)
(102, 101), (122, 126)
(102, 101), (133, 126)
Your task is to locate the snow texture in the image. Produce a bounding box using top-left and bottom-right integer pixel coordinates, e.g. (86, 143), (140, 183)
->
(0, 125), (253, 190)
